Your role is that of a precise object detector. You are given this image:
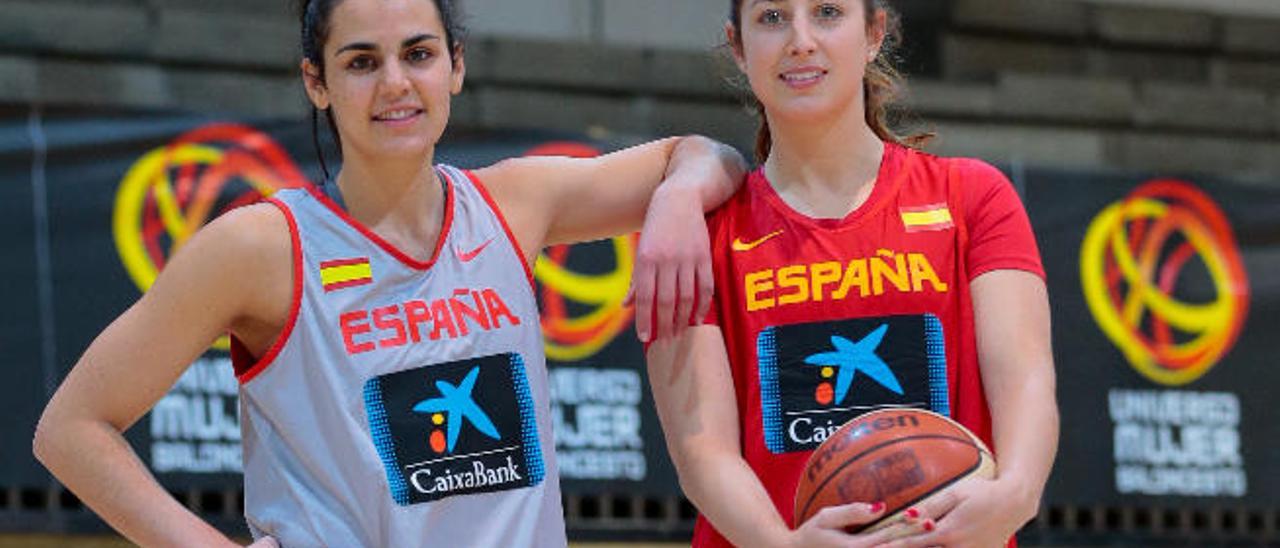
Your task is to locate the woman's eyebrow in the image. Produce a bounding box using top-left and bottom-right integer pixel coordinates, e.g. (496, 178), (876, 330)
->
(335, 34), (439, 55)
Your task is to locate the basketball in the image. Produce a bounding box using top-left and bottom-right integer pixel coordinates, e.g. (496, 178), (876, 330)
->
(793, 408), (995, 532)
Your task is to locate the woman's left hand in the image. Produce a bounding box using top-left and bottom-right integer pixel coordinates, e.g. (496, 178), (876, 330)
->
(629, 184), (714, 343)
(884, 475), (1037, 548)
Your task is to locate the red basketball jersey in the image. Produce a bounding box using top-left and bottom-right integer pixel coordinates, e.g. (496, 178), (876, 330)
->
(693, 143), (1043, 547)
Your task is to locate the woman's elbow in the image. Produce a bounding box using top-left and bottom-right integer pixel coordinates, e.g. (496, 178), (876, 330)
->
(32, 404), (86, 471)
(669, 442), (721, 504)
(674, 464), (709, 509)
(32, 408), (60, 468)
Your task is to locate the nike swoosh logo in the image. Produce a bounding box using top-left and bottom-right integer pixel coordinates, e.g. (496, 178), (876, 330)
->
(732, 230), (784, 252)
(456, 238), (494, 263)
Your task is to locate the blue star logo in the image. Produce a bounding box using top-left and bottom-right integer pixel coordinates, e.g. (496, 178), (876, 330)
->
(803, 324), (903, 405)
(412, 366), (501, 452)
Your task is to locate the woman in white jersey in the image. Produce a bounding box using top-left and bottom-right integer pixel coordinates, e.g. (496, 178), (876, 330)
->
(32, 0), (744, 546)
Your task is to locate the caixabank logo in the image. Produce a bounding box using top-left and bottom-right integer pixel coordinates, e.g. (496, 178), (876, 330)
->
(757, 315), (950, 454)
(1080, 179), (1250, 386)
(363, 353), (544, 505)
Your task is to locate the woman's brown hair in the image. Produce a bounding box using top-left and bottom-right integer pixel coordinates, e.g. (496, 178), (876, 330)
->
(728, 0), (932, 163)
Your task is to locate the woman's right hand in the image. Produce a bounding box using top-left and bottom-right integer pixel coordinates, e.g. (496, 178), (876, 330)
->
(788, 502), (931, 548)
(246, 536), (279, 548)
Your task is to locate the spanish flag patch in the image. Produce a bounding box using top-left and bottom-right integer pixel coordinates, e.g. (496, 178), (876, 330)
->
(320, 257), (373, 292)
(900, 204), (954, 232)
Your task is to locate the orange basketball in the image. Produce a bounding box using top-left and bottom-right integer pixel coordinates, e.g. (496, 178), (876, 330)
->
(793, 408), (995, 532)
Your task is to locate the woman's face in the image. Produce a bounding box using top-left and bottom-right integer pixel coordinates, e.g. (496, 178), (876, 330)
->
(304, 0), (464, 161)
(731, 0), (883, 124)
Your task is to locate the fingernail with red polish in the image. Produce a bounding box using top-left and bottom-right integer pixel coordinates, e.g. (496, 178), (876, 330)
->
(923, 519), (935, 532)
(905, 508), (920, 519)
(870, 502), (885, 513)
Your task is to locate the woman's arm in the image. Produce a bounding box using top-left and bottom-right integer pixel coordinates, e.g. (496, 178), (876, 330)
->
(975, 271), (1058, 515)
(477, 135), (743, 254)
(477, 135), (746, 340)
(32, 204), (291, 547)
(902, 270), (1059, 547)
(647, 327), (925, 548)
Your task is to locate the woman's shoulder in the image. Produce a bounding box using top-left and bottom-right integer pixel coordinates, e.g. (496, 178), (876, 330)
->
(127, 200), (294, 341)
(468, 156), (561, 190)
(893, 148), (1025, 228)
(947, 156), (1010, 186)
(192, 201), (295, 267)
(900, 146), (1013, 194)
(917, 154), (1030, 232)
(216, 199), (292, 236)
(896, 144), (1002, 181)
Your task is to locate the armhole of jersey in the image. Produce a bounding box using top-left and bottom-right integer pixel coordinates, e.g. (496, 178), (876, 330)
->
(238, 197), (304, 385)
(463, 169), (537, 292)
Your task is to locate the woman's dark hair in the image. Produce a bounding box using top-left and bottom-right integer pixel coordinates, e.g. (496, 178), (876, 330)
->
(728, 0), (932, 163)
(296, 0), (465, 180)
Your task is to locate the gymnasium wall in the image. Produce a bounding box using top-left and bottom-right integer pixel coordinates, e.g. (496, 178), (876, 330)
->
(0, 0), (1278, 181)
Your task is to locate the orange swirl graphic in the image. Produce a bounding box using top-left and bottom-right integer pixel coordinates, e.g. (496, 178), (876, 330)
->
(525, 142), (636, 361)
(1080, 179), (1249, 385)
(113, 123), (311, 349)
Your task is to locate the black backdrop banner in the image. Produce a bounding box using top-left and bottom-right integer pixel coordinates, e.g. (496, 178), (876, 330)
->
(3, 111), (1278, 511)
(1027, 169), (1279, 510)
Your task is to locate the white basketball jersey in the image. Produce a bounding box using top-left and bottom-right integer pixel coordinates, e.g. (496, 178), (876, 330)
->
(233, 165), (564, 547)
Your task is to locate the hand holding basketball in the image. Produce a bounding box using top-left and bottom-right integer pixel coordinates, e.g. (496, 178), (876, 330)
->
(786, 501), (930, 548)
(794, 409), (996, 533)
(886, 474), (1040, 548)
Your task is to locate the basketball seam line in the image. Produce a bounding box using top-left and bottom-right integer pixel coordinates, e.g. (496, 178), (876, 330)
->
(797, 433), (979, 523)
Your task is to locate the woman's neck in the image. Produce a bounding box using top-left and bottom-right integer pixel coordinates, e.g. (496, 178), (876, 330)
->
(333, 148), (445, 255)
(762, 108), (886, 219)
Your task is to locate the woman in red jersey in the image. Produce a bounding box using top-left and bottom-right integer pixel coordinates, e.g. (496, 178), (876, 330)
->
(647, 1), (1059, 547)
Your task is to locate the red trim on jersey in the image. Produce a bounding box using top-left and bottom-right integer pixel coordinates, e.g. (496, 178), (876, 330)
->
(463, 169), (536, 292)
(321, 277), (373, 292)
(318, 257), (369, 269)
(305, 176), (455, 271)
(237, 197), (304, 384)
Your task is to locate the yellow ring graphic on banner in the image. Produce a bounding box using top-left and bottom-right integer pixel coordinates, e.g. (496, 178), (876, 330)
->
(536, 236), (635, 362)
(114, 125), (306, 352)
(115, 145), (217, 288)
(1079, 180), (1249, 386)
